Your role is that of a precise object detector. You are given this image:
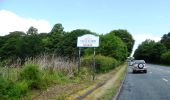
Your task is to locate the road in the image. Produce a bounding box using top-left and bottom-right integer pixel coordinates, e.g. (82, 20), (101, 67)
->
(117, 64), (170, 100)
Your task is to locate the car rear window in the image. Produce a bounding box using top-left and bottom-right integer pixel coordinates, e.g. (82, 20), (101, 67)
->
(134, 60), (145, 64)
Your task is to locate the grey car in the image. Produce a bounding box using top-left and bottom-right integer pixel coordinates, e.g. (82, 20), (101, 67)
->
(132, 60), (147, 73)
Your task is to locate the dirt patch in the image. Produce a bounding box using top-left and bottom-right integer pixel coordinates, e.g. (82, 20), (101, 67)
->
(31, 83), (85, 100)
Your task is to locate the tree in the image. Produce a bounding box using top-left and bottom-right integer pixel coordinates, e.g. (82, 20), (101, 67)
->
(97, 33), (128, 61)
(50, 23), (64, 35)
(0, 31), (26, 60)
(134, 39), (166, 63)
(134, 39), (155, 62)
(160, 32), (170, 49)
(48, 23), (65, 53)
(150, 42), (166, 62)
(39, 33), (51, 52)
(109, 29), (134, 56)
(57, 29), (96, 58)
(161, 50), (170, 64)
(23, 27), (43, 58)
(27, 26), (38, 35)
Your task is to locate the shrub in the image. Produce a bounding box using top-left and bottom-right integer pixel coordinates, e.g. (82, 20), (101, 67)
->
(19, 63), (43, 89)
(82, 55), (118, 73)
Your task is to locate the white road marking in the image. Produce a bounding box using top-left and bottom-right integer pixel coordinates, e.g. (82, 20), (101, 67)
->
(167, 71), (170, 73)
(162, 78), (168, 82)
(149, 72), (152, 74)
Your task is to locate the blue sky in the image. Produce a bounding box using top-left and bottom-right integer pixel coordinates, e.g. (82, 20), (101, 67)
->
(0, 0), (170, 54)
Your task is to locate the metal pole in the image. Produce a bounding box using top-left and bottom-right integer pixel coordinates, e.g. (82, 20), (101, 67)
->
(78, 48), (81, 73)
(93, 48), (96, 80)
(8, 66), (9, 80)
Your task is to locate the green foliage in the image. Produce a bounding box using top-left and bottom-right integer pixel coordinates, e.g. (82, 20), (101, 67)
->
(72, 67), (91, 83)
(27, 26), (38, 35)
(82, 55), (118, 73)
(134, 39), (167, 63)
(23, 33), (43, 58)
(50, 23), (64, 34)
(0, 60), (10, 67)
(0, 60), (93, 99)
(41, 70), (70, 86)
(56, 29), (96, 58)
(19, 64), (43, 89)
(0, 77), (12, 99)
(97, 34), (128, 61)
(20, 64), (41, 81)
(161, 32), (170, 49)
(109, 29), (135, 56)
(0, 24), (133, 63)
(0, 31), (26, 60)
(8, 80), (28, 98)
(161, 50), (170, 65)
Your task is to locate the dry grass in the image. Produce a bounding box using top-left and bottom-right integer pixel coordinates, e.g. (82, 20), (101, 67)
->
(0, 54), (77, 80)
(25, 54), (77, 77)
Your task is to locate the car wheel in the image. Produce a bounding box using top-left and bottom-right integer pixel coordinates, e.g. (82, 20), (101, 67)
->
(138, 63), (144, 69)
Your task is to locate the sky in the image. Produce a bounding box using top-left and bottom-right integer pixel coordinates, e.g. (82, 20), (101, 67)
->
(0, 0), (170, 55)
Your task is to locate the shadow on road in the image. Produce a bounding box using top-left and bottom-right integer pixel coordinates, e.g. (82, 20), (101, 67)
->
(127, 71), (147, 74)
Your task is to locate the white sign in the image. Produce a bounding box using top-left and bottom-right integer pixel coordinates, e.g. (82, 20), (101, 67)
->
(77, 34), (99, 47)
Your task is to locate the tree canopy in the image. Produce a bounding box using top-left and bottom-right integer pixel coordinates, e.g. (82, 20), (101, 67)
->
(0, 23), (134, 64)
(109, 29), (134, 56)
(161, 32), (170, 50)
(133, 31), (170, 65)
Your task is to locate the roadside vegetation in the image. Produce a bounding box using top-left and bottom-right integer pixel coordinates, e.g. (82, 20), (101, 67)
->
(134, 32), (170, 65)
(84, 64), (127, 100)
(0, 23), (134, 99)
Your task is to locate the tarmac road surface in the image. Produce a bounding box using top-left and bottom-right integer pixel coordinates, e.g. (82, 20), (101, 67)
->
(117, 64), (170, 100)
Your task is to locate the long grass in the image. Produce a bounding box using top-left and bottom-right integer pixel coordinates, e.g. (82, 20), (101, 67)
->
(0, 54), (77, 81)
(0, 55), (81, 99)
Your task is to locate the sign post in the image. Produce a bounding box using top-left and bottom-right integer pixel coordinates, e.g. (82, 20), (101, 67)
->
(77, 34), (99, 80)
(78, 48), (81, 73)
(93, 48), (96, 80)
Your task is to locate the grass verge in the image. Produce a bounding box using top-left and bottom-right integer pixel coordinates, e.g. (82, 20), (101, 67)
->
(100, 64), (127, 100)
(84, 63), (127, 100)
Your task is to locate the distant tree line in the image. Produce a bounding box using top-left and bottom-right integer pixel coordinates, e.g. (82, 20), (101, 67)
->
(0, 23), (134, 64)
(134, 32), (170, 65)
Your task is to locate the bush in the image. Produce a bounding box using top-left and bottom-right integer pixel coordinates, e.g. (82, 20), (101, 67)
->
(8, 80), (28, 98)
(161, 50), (170, 65)
(19, 63), (43, 89)
(82, 55), (118, 73)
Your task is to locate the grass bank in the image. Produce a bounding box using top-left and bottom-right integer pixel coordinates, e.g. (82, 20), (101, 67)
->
(66, 63), (127, 100)
(84, 63), (127, 100)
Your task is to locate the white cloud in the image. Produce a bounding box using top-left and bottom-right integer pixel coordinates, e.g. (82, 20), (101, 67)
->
(131, 33), (161, 56)
(0, 10), (51, 36)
